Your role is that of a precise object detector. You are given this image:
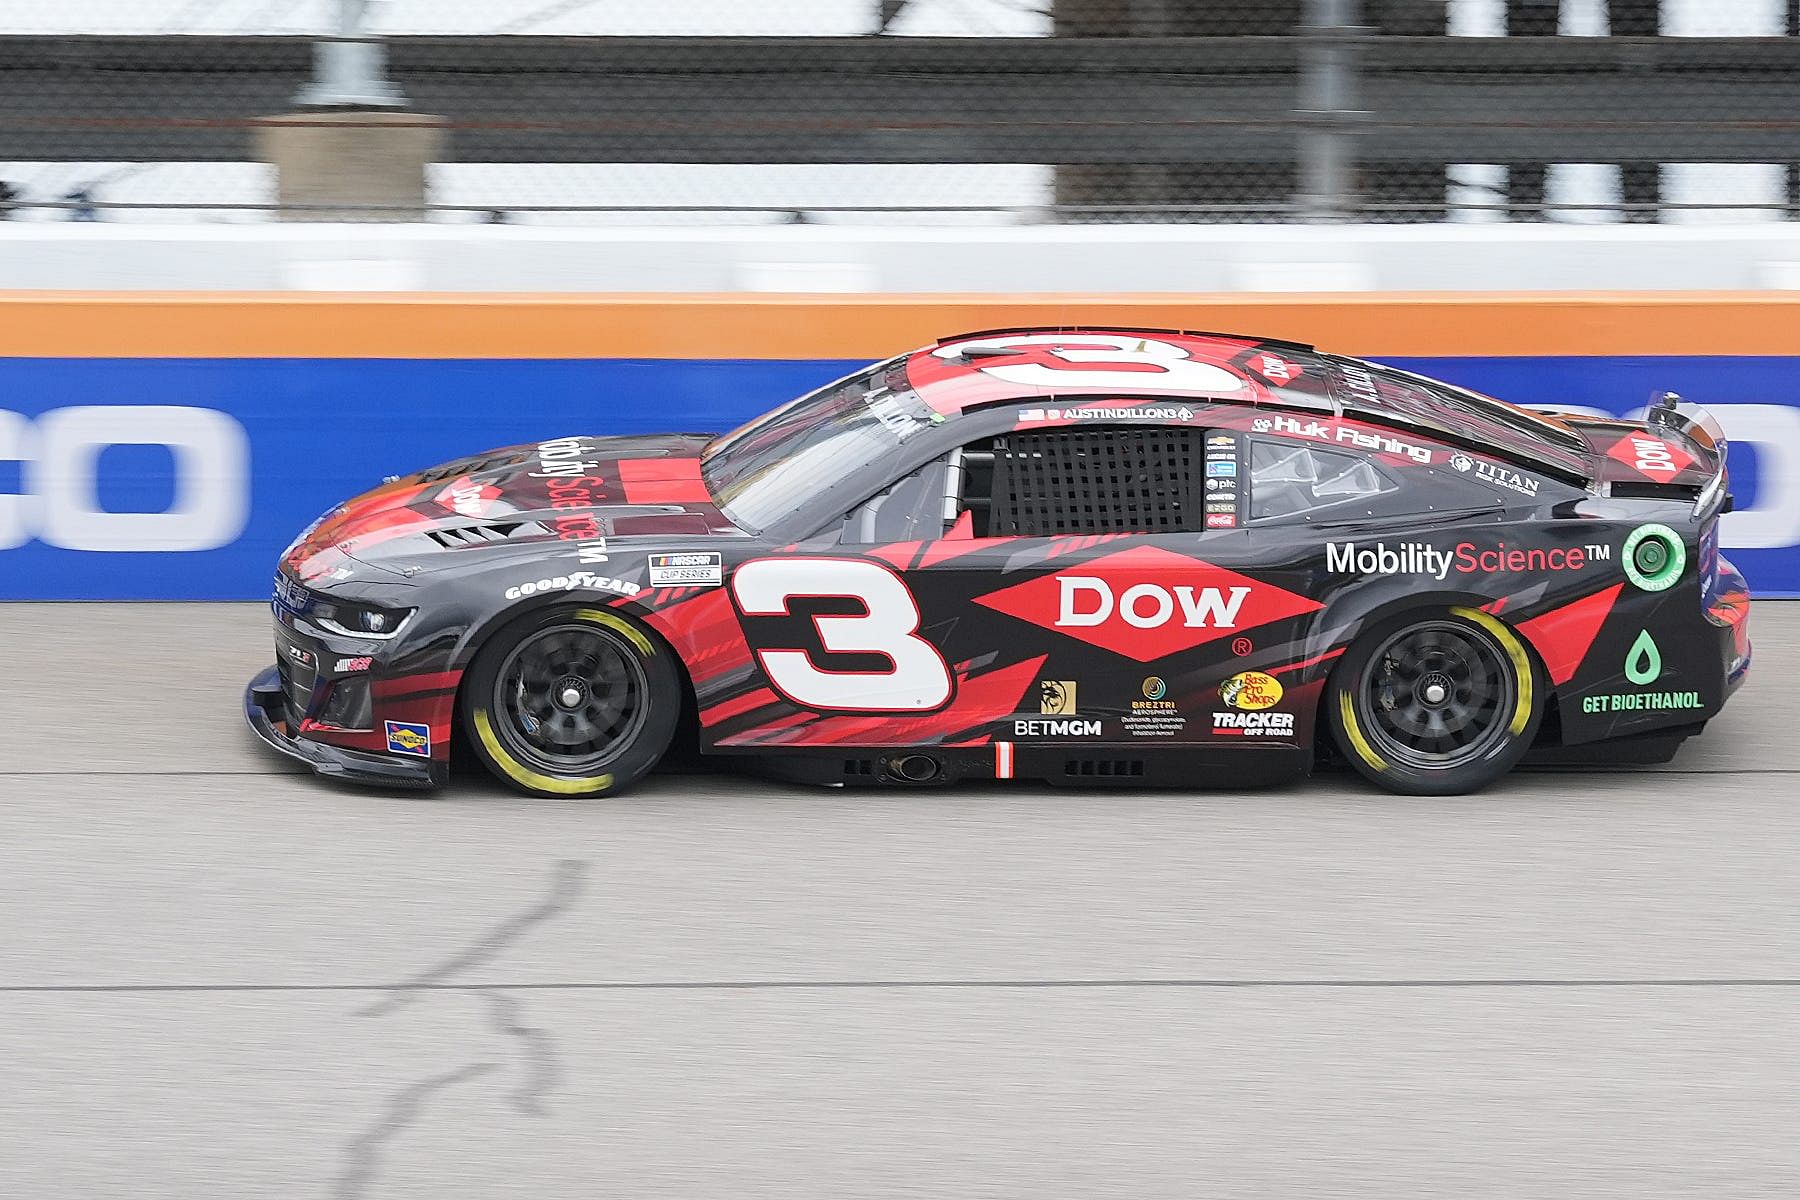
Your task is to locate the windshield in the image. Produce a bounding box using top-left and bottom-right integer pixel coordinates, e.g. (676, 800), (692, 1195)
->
(701, 357), (940, 534)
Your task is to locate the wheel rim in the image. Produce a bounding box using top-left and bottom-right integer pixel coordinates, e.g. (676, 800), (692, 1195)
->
(490, 622), (649, 777)
(1357, 620), (1517, 771)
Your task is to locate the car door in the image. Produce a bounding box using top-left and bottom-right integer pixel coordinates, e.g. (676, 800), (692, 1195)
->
(739, 418), (1329, 751)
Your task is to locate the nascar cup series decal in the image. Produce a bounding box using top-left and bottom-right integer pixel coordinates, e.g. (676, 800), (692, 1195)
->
(648, 552), (723, 587)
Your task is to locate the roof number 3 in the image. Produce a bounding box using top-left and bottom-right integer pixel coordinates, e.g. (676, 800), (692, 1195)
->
(933, 334), (1250, 394)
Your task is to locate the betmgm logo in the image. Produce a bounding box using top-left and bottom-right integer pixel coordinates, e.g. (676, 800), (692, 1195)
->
(1016, 679), (1100, 736)
(0, 406), (249, 551)
(1039, 679), (1077, 715)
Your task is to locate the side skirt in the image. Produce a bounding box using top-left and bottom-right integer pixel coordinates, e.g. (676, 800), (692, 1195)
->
(719, 743), (1311, 790)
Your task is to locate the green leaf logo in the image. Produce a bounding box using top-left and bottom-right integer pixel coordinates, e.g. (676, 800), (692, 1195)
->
(1625, 629), (1663, 686)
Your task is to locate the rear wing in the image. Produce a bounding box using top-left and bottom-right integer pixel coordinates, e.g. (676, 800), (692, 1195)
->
(1542, 393), (1729, 515)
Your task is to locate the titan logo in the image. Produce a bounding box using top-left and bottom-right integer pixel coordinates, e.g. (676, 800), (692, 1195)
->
(974, 545), (1322, 663)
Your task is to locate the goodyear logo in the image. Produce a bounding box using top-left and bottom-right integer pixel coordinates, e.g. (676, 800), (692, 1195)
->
(384, 720), (432, 757)
(1220, 671), (1283, 711)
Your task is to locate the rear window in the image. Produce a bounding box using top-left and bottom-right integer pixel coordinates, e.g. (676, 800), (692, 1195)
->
(1329, 358), (1590, 477)
(1249, 442), (1396, 521)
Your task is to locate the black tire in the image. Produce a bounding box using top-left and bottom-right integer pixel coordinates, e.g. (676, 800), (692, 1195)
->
(461, 605), (681, 798)
(1325, 607), (1543, 797)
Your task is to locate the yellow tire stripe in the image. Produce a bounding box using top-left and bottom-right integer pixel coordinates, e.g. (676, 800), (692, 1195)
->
(574, 608), (655, 656)
(472, 708), (615, 796)
(1451, 607), (1534, 737)
(1338, 692), (1389, 773)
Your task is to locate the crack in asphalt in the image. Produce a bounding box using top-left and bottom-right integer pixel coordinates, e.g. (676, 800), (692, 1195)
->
(337, 859), (589, 1199)
(334, 1062), (498, 1200)
(359, 859), (589, 1018)
(479, 988), (559, 1117)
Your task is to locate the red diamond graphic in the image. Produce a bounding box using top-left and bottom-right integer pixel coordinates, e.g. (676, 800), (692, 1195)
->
(972, 544), (1323, 663)
(1606, 432), (1694, 479)
(434, 475), (504, 518)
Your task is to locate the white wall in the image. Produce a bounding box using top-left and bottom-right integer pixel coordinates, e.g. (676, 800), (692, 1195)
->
(9, 221), (1800, 292)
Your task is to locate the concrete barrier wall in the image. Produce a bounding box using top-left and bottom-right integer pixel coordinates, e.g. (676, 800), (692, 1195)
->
(10, 224), (1800, 294)
(2, 291), (1798, 599)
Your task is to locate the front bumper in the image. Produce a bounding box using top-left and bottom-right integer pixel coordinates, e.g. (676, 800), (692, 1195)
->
(245, 666), (441, 789)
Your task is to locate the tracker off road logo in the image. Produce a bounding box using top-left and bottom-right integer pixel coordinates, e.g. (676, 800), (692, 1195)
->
(1212, 711), (1295, 736)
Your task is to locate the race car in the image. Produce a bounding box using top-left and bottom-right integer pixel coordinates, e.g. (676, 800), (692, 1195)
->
(246, 327), (1750, 798)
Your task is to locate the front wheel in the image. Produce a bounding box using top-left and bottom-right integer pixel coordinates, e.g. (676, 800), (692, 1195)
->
(1326, 608), (1542, 796)
(462, 606), (681, 798)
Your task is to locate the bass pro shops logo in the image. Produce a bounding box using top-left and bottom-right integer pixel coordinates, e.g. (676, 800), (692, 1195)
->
(974, 545), (1322, 662)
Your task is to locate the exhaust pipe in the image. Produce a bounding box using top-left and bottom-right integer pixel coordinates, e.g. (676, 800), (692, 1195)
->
(888, 754), (942, 784)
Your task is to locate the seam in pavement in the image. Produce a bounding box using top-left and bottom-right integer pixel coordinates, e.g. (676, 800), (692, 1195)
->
(15, 978), (1800, 993)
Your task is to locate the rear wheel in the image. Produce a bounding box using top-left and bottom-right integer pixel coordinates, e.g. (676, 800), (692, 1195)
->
(1326, 608), (1541, 796)
(462, 606), (680, 798)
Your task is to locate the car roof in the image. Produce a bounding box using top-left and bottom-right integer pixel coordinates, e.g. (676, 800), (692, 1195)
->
(905, 327), (1591, 479)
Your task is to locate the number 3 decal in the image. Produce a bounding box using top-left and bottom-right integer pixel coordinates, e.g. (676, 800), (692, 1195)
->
(932, 333), (1249, 394)
(731, 558), (953, 712)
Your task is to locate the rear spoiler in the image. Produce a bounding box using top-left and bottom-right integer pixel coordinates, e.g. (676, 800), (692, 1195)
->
(1652, 394), (1731, 516)
(1539, 393), (1729, 516)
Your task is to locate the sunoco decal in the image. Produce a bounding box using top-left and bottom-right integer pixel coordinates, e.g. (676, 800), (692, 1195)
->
(384, 720), (431, 757)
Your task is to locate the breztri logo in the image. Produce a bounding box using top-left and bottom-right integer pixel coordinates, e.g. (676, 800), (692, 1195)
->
(0, 406), (249, 551)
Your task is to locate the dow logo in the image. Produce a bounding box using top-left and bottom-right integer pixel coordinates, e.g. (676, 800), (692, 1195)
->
(974, 545), (1322, 662)
(0, 406), (249, 551)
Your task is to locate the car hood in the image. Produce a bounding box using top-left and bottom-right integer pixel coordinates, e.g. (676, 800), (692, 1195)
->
(284, 433), (741, 583)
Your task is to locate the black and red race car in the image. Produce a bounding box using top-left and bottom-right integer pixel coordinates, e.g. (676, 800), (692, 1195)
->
(246, 328), (1750, 797)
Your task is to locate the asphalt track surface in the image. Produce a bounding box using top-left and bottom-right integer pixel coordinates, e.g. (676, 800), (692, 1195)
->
(3, 602), (1799, 1198)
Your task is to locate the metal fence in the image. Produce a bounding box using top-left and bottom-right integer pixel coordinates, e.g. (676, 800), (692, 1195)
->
(2, 0), (1798, 224)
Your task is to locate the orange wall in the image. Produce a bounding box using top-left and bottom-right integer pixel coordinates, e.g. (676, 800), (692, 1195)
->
(2, 291), (1798, 359)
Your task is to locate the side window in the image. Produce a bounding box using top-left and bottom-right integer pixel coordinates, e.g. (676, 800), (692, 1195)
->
(986, 427), (1208, 536)
(839, 458), (951, 543)
(1249, 440), (1396, 522)
(841, 424), (1241, 543)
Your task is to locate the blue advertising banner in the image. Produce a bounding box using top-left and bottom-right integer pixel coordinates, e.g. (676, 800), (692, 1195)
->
(0, 354), (1794, 600)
